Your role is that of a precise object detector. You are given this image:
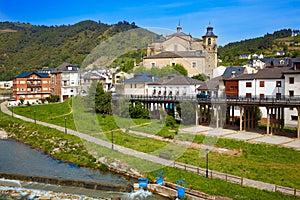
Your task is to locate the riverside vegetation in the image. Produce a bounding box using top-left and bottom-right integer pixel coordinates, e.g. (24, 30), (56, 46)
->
(3, 98), (300, 200)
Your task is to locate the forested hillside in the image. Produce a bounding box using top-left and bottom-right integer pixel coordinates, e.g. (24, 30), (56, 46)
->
(0, 20), (139, 80)
(218, 29), (300, 66)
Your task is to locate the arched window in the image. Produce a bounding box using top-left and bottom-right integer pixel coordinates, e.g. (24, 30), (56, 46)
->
(208, 38), (211, 45)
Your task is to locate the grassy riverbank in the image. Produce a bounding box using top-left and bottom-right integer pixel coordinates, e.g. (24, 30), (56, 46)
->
(0, 109), (101, 170)
(9, 99), (300, 189)
(5, 99), (300, 199)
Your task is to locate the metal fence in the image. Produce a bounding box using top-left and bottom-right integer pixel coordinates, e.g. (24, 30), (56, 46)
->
(173, 161), (300, 197)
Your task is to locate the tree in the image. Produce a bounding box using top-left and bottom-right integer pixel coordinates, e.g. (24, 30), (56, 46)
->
(192, 73), (208, 81)
(94, 82), (112, 114)
(173, 64), (188, 76)
(129, 101), (149, 119)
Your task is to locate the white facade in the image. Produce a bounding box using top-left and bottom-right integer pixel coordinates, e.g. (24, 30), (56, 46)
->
(0, 81), (13, 89)
(147, 84), (199, 97)
(213, 66), (226, 78)
(284, 73), (300, 127)
(124, 82), (148, 96)
(61, 71), (80, 100)
(238, 77), (284, 120)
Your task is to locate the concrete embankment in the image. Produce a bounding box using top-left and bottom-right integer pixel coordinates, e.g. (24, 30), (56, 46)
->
(0, 129), (8, 139)
(0, 172), (132, 193)
(147, 182), (231, 200)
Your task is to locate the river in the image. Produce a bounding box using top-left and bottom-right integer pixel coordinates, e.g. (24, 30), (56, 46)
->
(0, 139), (168, 199)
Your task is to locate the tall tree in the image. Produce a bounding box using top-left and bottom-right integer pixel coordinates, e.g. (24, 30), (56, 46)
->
(94, 82), (112, 114)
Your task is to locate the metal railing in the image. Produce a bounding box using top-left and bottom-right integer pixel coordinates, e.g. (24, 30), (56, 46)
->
(113, 94), (300, 105)
(173, 161), (300, 197)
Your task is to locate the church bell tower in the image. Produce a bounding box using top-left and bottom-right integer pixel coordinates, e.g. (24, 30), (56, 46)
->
(202, 24), (218, 78)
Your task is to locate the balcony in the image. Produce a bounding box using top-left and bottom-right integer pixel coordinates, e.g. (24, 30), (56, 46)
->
(27, 83), (42, 88)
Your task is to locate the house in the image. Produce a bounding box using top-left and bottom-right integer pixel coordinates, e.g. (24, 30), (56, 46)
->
(147, 75), (202, 97)
(221, 66), (247, 98)
(239, 54), (251, 60)
(51, 62), (80, 102)
(123, 73), (159, 96)
(283, 58), (300, 126)
(212, 66), (226, 78)
(0, 81), (13, 89)
(274, 50), (285, 56)
(81, 71), (107, 94)
(232, 67), (287, 122)
(114, 71), (134, 84)
(143, 23), (218, 77)
(251, 59), (266, 69)
(13, 72), (51, 104)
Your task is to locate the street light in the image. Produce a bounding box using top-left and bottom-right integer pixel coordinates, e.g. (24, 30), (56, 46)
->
(34, 109), (36, 124)
(206, 148), (209, 178)
(111, 129), (114, 150)
(64, 116), (67, 134)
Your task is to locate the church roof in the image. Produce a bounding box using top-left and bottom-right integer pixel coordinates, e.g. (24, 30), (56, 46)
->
(203, 25), (217, 37)
(144, 51), (205, 59)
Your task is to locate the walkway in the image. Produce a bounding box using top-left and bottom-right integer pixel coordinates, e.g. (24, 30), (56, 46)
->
(1, 101), (299, 197)
(180, 126), (300, 150)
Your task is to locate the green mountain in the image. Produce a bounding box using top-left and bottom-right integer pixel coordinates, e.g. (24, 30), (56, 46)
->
(0, 20), (157, 81)
(218, 29), (300, 66)
(1, 20), (299, 81)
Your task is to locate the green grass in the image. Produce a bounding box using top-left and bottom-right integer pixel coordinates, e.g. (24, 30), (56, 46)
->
(147, 167), (300, 200)
(9, 99), (300, 190)
(3, 101), (300, 199)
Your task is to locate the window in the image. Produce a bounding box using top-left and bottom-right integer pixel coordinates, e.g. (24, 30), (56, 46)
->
(130, 84), (132, 88)
(174, 44), (178, 51)
(208, 38), (211, 45)
(276, 81), (281, 87)
(289, 90), (294, 97)
(289, 77), (294, 84)
(276, 93), (281, 99)
(171, 62), (176, 66)
(246, 93), (252, 98)
(134, 84), (137, 88)
(246, 82), (252, 87)
(151, 62), (156, 67)
(260, 94), (264, 99)
(191, 62), (196, 68)
(259, 81), (265, 87)
(291, 115), (298, 121)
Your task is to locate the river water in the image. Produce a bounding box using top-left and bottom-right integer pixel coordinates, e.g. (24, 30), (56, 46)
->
(0, 139), (168, 199)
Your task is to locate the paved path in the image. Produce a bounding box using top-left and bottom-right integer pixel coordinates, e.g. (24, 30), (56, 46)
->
(1, 101), (299, 196)
(180, 125), (300, 150)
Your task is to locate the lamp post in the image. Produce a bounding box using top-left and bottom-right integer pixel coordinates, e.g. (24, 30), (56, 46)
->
(206, 149), (209, 178)
(11, 106), (13, 117)
(111, 129), (114, 150)
(34, 109), (36, 124)
(64, 116), (67, 134)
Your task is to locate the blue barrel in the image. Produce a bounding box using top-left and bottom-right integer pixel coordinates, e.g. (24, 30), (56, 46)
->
(156, 171), (164, 186)
(138, 177), (148, 188)
(176, 180), (186, 199)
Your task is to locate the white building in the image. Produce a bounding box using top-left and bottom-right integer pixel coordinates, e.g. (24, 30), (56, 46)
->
(51, 63), (81, 101)
(235, 67), (287, 122)
(0, 81), (13, 89)
(123, 73), (159, 96)
(147, 75), (202, 97)
(283, 59), (300, 127)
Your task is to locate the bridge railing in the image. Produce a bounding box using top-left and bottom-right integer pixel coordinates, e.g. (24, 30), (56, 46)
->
(113, 94), (300, 105)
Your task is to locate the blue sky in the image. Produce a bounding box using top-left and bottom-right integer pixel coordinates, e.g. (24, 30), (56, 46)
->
(0, 0), (299, 46)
